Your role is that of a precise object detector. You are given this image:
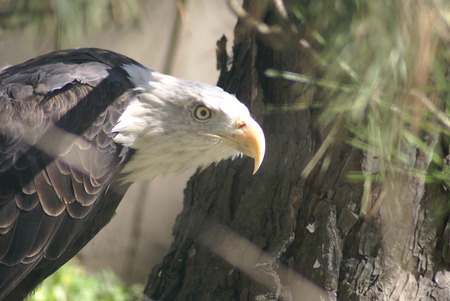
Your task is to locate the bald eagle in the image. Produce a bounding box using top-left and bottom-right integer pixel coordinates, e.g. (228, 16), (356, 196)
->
(0, 48), (265, 300)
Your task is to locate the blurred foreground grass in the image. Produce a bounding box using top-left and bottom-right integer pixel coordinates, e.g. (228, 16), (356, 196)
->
(266, 1), (450, 217)
(26, 261), (143, 301)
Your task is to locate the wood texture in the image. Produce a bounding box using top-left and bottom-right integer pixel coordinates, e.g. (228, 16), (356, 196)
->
(144, 1), (449, 300)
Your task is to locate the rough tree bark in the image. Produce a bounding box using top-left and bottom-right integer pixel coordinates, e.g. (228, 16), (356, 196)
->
(144, 1), (449, 300)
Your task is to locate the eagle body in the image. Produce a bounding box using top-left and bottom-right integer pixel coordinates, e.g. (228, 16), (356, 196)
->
(0, 48), (264, 300)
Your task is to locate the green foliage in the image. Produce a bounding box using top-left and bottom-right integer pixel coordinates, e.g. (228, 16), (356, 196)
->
(0, 0), (143, 48)
(258, 0), (450, 219)
(26, 261), (143, 301)
(267, 1), (450, 186)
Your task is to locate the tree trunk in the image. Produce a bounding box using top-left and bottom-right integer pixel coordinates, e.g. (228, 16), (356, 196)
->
(144, 1), (449, 300)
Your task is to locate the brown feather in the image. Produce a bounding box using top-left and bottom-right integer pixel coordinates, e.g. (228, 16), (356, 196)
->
(0, 48), (136, 300)
(0, 224), (15, 259)
(14, 193), (39, 211)
(34, 172), (65, 217)
(0, 201), (19, 230)
(27, 213), (65, 259)
(45, 161), (74, 204)
(66, 200), (93, 219)
(1, 205), (44, 265)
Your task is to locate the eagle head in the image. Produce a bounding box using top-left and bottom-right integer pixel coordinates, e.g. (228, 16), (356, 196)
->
(112, 64), (265, 182)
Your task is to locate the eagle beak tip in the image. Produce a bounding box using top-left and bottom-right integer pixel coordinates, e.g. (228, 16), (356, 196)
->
(252, 160), (262, 175)
(251, 136), (265, 175)
(238, 118), (265, 175)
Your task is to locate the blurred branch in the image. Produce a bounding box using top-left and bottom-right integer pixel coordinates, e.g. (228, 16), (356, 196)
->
(412, 90), (450, 130)
(163, 0), (189, 74)
(199, 222), (330, 301)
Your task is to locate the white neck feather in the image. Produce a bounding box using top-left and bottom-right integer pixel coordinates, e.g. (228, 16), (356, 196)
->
(119, 132), (239, 182)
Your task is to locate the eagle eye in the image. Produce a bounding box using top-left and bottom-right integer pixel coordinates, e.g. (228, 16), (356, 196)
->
(193, 105), (212, 121)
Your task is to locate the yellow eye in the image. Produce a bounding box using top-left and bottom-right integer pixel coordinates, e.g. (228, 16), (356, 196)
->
(193, 105), (212, 121)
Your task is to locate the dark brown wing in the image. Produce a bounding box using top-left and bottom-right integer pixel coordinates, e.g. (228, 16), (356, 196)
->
(0, 49), (137, 300)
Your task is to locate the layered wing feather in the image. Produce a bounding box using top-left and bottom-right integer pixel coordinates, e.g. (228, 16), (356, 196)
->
(0, 48), (138, 300)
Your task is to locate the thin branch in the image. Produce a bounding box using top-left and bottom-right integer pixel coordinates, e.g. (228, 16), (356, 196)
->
(411, 90), (450, 130)
(301, 119), (341, 179)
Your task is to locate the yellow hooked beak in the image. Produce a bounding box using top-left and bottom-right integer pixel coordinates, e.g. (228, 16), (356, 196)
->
(217, 118), (266, 174)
